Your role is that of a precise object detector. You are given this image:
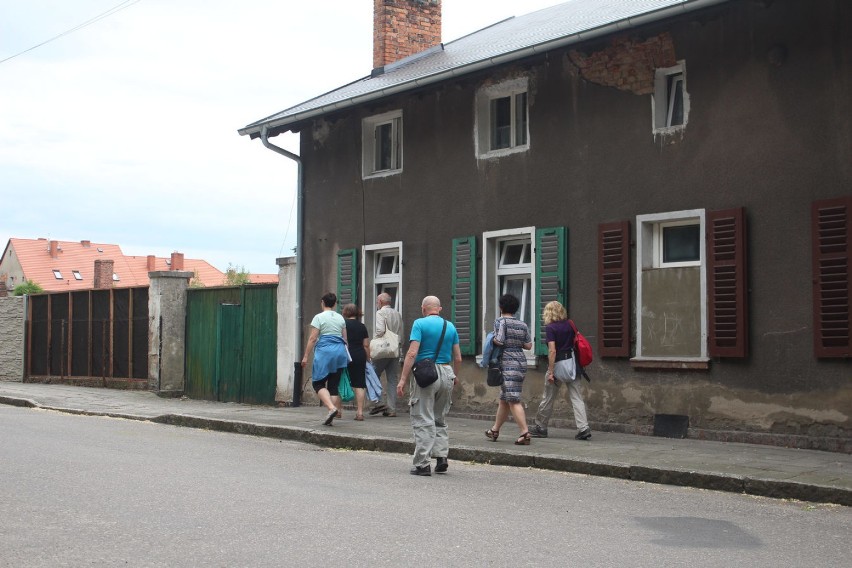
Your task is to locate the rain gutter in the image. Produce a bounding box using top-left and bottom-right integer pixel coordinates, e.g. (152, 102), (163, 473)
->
(238, 0), (729, 137)
(260, 125), (304, 406)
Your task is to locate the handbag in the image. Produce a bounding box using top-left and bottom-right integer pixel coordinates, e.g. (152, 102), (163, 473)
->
(338, 367), (355, 402)
(486, 344), (504, 386)
(568, 320), (593, 367)
(370, 328), (399, 359)
(486, 362), (504, 386)
(553, 353), (577, 382)
(412, 319), (447, 388)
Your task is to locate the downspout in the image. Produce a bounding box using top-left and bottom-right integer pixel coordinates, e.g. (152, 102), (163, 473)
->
(260, 125), (304, 406)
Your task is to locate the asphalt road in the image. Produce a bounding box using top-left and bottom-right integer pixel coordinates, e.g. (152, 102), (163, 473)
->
(1, 406), (850, 568)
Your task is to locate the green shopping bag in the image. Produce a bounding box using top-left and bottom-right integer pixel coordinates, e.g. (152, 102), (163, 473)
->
(338, 368), (355, 402)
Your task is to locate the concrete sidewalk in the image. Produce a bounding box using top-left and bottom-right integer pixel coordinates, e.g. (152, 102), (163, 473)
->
(1, 382), (849, 506)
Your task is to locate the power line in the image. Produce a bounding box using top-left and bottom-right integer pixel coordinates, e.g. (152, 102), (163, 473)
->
(0, 0), (144, 65)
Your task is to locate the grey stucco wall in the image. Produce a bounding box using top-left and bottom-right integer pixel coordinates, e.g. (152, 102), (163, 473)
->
(291, 0), (851, 442)
(148, 271), (192, 393)
(0, 296), (25, 381)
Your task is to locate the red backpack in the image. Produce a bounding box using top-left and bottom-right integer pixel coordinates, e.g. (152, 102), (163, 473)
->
(568, 320), (593, 367)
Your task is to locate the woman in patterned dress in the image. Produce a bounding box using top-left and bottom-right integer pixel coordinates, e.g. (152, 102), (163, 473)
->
(485, 294), (534, 445)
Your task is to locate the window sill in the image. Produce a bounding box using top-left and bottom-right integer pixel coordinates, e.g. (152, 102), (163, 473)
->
(629, 357), (710, 371)
(362, 169), (402, 180)
(477, 145), (529, 160)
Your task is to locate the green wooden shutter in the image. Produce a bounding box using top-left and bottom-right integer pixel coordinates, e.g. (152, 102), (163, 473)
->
(451, 236), (477, 355)
(337, 249), (358, 311)
(535, 227), (568, 356)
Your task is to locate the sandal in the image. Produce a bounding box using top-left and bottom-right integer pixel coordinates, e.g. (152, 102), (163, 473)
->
(485, 428), (500, 442)
(515, 432), (531, 445)
(354, 414), (364, 421)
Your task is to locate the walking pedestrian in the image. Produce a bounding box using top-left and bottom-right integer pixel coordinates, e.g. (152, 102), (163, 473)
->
(529, 300), (591, 441)
(301, 292), (349, 426)
(397, 296), (460, 476)
(342, 304), (370, 421)
(485, 294), (533, 446)
(370, 292), (403, 417)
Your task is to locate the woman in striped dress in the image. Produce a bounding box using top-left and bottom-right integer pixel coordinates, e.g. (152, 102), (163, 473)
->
(485, 294), (534, 445)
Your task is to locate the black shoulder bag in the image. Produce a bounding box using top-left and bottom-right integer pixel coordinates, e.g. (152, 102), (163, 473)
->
(412, 319), (448, 388)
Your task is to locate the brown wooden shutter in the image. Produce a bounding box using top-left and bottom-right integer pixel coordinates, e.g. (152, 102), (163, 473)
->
(598, 221), (630, 357)
(812, 196), (852, 358)
(707, 208), (748, 358)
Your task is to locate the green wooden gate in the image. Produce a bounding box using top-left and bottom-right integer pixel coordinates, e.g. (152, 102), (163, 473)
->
(185, 284), (277, 404)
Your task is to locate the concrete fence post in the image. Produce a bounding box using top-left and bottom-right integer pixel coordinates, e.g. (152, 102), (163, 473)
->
(276, 256), (297, 403)
(148, 270), (192, 395)
(0, 296), (26, 381)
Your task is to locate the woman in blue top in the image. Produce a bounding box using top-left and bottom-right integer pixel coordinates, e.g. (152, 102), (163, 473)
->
(485, 294), (534, 445)
(301, 292), (349, 426)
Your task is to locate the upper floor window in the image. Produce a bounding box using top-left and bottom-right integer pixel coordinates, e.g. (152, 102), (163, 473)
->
(52, 270), (62, 279)
(476, 77), (529, 158)
(653, 62), (689, 133)
(657, 220), (700, 268)
(72, 270), (83, 280)
(362, 110), (402, 178)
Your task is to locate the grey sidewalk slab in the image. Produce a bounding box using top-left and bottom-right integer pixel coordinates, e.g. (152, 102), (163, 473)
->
(1, 382), (850, 506)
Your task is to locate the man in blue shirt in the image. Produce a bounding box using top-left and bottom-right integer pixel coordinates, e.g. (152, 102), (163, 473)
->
(397, 296), (461, 476)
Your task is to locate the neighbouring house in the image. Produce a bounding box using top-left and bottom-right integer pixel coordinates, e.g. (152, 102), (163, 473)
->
(240, 0), (851, 449)
(0, 238), (234, 291)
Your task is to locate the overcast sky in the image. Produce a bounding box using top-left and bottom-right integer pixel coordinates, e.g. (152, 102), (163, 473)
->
(1, 0), (561, 274)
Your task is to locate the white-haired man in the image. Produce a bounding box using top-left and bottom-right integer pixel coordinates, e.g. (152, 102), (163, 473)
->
(369, 292), (403, 417)
(397, 296), (461, 476)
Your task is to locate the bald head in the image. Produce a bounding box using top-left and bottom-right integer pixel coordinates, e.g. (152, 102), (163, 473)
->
(421, 295), (442, 315)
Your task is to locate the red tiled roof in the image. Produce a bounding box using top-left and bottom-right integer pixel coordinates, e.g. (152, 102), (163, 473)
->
(249, 273), (279, 284)
(2, 238), (228, 291)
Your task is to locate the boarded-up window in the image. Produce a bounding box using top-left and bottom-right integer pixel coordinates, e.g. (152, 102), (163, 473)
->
(535, 227), (567, 357)
(337, 249), (358, 310)
(451, 237), (477, 355)
(598, 221), (630, 357)
(812, 196), (852, 358)
(707, 208), (748, 358)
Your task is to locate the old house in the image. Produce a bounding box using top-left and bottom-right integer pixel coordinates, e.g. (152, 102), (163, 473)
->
(241, 0), (851, 449)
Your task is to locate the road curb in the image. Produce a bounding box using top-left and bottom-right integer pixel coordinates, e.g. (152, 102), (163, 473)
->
(3, 396), (849, 506)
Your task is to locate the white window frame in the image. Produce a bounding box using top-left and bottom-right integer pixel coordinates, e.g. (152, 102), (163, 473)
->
(475, 77), (530, 159)
(635, 209), (707, 361)
(481, 227), (536, 365)
(361, 241), (403, 333)
(652, 61), (689, 134)
(655, 219), (702, 268)
(362, 110), (403, 179)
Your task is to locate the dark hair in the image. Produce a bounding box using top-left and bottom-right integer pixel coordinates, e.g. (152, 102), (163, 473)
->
(321, 292), (337, 308)
(342, 303), (362, 318)
(499, 293), (520, 315)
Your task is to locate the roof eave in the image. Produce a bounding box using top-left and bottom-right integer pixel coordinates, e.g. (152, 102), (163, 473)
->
(238, 0), (729, 138)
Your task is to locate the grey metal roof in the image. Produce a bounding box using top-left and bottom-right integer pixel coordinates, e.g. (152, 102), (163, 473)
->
(239, 0), (728, 137)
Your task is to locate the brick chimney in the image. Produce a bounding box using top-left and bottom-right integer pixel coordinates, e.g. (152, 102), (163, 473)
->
(49, 240), (59, 258)
(170, 252), (184, 271)
(147, 255), (156, 271)
(373, 0), (441, 69)
(94, 259), (114, 289)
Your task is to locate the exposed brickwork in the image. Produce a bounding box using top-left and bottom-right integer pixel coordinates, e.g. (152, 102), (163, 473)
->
(170, 252), (184, 271)
(569, 33), (677, 95)
(373, 0), (441, 69)
(93, 259), (114, 289)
